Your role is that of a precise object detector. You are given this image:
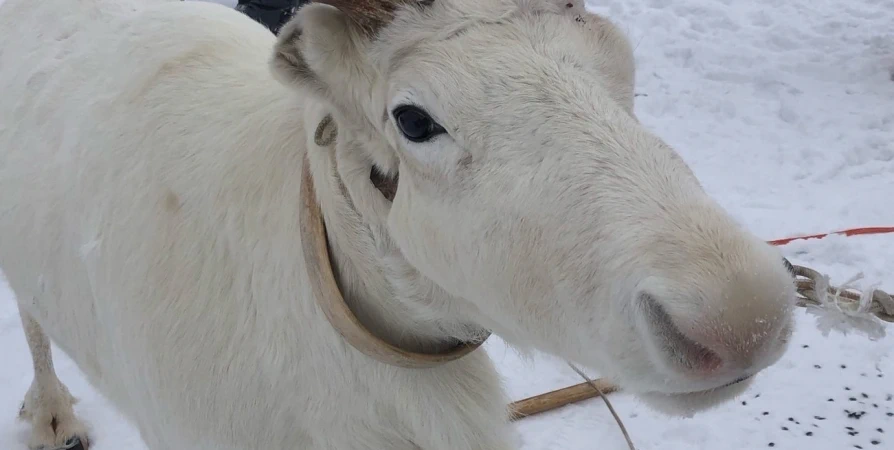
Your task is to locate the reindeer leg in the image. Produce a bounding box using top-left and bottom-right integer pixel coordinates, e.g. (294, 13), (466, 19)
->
(18, 309), (91, 450)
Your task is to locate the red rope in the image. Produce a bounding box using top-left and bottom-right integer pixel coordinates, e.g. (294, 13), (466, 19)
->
(768, 226), (894, 246)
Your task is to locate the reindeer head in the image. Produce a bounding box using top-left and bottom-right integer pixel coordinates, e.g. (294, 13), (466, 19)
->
(272, 0), (795, 416)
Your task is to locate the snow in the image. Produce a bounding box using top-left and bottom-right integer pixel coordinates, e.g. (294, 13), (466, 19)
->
(1, 0), (893, 448)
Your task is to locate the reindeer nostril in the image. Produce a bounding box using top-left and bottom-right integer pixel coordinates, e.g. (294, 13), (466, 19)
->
(640, 292), (723, 374)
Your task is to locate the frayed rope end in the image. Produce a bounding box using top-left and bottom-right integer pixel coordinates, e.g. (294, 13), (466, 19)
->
(802, 270), (887, 341)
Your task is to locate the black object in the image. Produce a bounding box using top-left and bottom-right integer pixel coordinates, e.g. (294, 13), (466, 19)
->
(55, 436), (86, 450)
(236, 0), (310, 34)
(782, 256), (795, 277)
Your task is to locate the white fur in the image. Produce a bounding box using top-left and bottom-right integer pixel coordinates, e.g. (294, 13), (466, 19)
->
(0, 0), (798, 448)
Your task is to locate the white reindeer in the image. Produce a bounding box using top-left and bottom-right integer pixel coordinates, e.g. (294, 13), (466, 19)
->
(0, 0), (798, 449)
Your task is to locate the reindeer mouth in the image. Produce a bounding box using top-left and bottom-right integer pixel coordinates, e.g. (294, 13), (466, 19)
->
(695, 373), (753, 393)
(670, 373), (754, 398)
(719, 374), (752, 388)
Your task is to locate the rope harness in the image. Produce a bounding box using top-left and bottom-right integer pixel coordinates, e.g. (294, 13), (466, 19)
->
(304, 114), (491, 368)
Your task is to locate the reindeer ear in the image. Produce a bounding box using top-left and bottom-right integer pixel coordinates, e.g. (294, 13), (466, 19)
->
(270, 3), (355, 95)
(270, 1), (426, 101)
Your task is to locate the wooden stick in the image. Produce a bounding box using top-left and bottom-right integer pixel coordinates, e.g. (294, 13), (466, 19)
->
(509, 378), (620, 421)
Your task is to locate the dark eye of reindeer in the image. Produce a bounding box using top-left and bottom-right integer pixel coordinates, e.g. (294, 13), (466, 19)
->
(392, 105), (445, 143)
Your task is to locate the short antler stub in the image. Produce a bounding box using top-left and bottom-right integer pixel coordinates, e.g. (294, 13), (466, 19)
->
(315, 0), (419, 35)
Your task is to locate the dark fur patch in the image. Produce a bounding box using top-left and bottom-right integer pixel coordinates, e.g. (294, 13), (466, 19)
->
(371, 166), (399, 201)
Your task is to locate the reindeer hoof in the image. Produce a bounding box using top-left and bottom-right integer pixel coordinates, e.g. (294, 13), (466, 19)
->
(60, 436), (88, 450)
(20, 381), (90, 450)
(35, 436), (88, 450)
(23, 407), (91, 450)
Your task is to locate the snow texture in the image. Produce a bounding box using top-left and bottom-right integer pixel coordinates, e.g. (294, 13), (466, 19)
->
(2, 0), (893, 448)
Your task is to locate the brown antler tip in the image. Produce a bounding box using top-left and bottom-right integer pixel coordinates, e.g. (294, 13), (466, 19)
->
(314, 0), (420, 34)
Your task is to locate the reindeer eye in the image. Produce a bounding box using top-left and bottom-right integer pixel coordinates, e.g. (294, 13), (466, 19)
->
(392, 105), (445, 143)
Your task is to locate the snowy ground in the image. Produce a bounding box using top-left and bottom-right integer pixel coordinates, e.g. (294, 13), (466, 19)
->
(2, 0), (893, 449)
